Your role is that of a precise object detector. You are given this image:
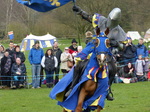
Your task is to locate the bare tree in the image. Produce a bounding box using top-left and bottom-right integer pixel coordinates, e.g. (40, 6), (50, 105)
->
(0, 0), (149, 41)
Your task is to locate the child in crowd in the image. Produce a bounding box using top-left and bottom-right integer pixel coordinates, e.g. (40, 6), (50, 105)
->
(135, 55), (145, 81)
(144, 57), (150, 80)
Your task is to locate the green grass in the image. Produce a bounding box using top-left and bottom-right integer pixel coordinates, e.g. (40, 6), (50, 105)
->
(0, 87), (62, 112)
(0, 82), (150, 112)
(104, 82), (150, 112)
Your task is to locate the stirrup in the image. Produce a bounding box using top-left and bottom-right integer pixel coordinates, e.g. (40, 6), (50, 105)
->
(106, 93), (114, 101)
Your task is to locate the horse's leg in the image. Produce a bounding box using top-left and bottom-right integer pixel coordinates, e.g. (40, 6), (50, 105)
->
(76, 80), (97, 112)
(106, 59), (117, 101)
(62, 109), (67, 112)
(75, 87), (87, 112)
(97, 106), (102, 112)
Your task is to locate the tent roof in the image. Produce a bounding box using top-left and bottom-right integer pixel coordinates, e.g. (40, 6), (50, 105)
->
(24, 33), (56, 40)
(20, 33), (56, 51)
(144, 28), (150, 39)
(126, 31), (141, 40)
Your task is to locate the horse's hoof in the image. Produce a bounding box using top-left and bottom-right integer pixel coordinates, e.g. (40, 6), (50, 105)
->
(65, 89), (72, 97)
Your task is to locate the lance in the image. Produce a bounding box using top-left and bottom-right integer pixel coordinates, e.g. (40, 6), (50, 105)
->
(72, 0), (81, 46)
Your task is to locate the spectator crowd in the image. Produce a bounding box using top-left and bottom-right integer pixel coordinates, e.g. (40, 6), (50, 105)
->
(0, 34), (150, 89)
(115, 37), (150, 83)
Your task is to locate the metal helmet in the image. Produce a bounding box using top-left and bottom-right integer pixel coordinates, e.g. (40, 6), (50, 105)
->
(106, 8), (121, 29)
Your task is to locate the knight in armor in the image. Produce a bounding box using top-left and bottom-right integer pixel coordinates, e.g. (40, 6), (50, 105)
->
(50, 32), (111, 112)
(66, 5), (127, 101)
(50, 5), (127, 112)
(72, 5), (126, 41)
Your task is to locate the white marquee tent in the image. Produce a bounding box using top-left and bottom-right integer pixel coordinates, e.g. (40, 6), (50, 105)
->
(144, 28), (150, 39)
(20, 33), (56, 51)
(126, 31), (141, 40)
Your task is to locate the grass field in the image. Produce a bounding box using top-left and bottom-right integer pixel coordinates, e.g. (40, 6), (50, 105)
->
(0, 82), (150, 112)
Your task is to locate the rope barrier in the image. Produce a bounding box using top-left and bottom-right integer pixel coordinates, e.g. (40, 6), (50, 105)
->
(0, 74), (64, 81)
(0, 57), (148, 82)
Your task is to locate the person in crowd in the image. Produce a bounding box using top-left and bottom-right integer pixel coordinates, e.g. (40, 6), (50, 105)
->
(0, 45), (5, 88)
(52, 41), (62, 85)
(112, 44), (124, 66)
(144, 57), (150, 79)
(69, 39), (78, 57)
(41, 49), (58, 88)
(60, 47), (73, 76)
(12, 45), (26, 63)
(147, 64), (150, 81)
(135, 55), (146, 81)
(0, 45), (5, 59)
(123, 37), (136, 65)
(77, 46), (83, 53)
(28, 40), (44, 89)
(136, 38), (149, 58)
(84, 31), (94, 60)
(11, 58), (26, 89)
(148, 46), (150, 55)
(118, 62), (137, 83)
(1, 51), (12, 88)
(0, 45), (5, 65)
(40, 65), (44, 87)
(6, 41), (14, 56)
(85, 31), (93, 44)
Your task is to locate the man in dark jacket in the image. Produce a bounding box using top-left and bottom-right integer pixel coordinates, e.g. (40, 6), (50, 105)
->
(52, 41), (62, 85)
(69, 39), (78, 56)
(12, 45), (26, 63)
(11, 58), (26, 89)
(1, 51), (12, 88)
(123, 37), (137, 64)
(6, 41), (14, 56)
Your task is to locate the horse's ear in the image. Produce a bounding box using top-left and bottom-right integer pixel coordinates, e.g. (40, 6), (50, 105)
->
(104, 28), (109, 35)
(96, 28), (100, 35)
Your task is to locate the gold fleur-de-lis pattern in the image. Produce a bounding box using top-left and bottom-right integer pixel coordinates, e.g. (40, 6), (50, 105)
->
(44, 0), (61, 6)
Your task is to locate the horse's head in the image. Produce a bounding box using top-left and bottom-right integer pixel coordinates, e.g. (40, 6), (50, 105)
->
(96, 53), (107, 66)
(94, 37), (110, 67)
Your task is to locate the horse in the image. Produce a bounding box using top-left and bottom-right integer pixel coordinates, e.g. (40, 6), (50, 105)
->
(74, 36), (111, 112)
(61, 36), (110, 112)
(50, 34), (112, 112)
